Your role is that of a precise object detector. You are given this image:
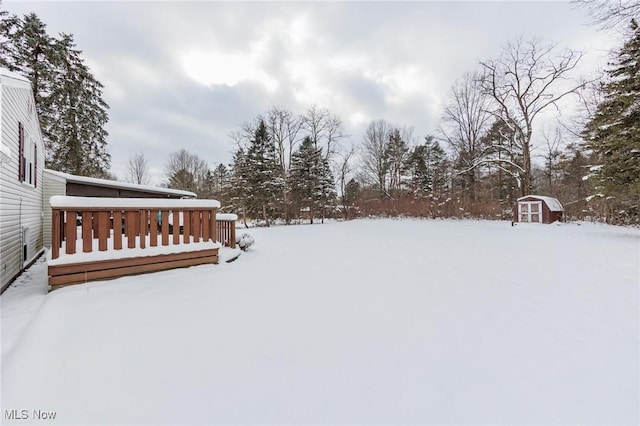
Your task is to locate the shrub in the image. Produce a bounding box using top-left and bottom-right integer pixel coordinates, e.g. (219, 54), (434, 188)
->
(236, 233), (255, 251)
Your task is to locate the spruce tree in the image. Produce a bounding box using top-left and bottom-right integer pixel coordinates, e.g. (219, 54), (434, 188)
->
(0, 4), (19, 69)
(385, 129), (409, 194)
(48, 33), (110, 177)
(228, 149), (250, 226)
(290, 136), (336, 223)
(406, 136), (449, 197)
(245, 120), (284, 225)
(584, 19), (640, 222)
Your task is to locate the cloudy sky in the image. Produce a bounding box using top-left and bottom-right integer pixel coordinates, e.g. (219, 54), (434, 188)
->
(4, 1), (621, 185)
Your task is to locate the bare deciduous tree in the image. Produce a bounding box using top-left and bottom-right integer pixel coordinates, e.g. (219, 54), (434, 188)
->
(335, 145), (356, 215)
(574, 0), (640, 29)
(126, 152), (151, 185)
(165, 148), (209, 195)
(266, 106), (303, 173)
(361, 119), (391, 198)
(302, 105), (347, 161)
(439, 71), (493, 202)
(480, 37), (589, 196)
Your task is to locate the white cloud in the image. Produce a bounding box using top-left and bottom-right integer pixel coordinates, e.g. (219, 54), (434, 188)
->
(182, 44), (278, 93)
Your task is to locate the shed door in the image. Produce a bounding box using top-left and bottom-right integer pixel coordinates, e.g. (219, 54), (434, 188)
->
(519, 201), (542, 223)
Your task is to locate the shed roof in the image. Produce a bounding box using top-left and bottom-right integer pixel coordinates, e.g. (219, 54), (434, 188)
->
(44, 169), (197, 198)
(518, 195), (564, 212)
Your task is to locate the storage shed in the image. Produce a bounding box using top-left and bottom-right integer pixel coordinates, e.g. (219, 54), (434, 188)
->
(513, 195), (564, 224)
(42, 169), (196, 248)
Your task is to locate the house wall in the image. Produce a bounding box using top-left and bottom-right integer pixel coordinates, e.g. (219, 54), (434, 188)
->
(43, 170), (66, 248)
(0, 76), (45, 292)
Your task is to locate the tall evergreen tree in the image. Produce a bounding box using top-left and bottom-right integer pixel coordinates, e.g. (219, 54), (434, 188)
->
(245, 120), (284, 225)
(407, 136), (449, 196)
(228, 148), (250, 225)
(47, 33), (110, 177)
(584, 19), (640, 222)
(385, 128), (409, 194)
(1, 12), (110, 177)
(0, 4), (19, 69)
(289, 136), (336, 223)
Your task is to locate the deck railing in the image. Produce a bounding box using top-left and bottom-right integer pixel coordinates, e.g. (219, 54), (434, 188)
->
(49, 196), (234, 260)
(216, 213), (238, 249)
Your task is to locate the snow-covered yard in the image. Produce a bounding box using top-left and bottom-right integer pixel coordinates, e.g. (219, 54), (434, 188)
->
(1, 219), (638, 425)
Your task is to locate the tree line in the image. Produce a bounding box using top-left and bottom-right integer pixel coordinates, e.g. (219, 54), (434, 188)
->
(158, 22), (639, 225)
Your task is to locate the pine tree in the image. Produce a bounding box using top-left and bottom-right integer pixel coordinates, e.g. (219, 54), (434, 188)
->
(343, 178), (361, 215)
(584, 19), (640, 222)
(228, 149), (250, 226)
(168, 169), (197, 193)
(0, 4), (19, 69)
(289, 136), (337, 223)
(245, 120), (284, 225)
(407, 136), (449, 197)
(2, 12), (111, 177)
(385, 128), (409, 194)
(47, 33), (110, 177)
(7, 12), (57, 156)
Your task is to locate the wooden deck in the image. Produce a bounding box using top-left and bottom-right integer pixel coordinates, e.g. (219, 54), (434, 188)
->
(48, 197), (236, 290)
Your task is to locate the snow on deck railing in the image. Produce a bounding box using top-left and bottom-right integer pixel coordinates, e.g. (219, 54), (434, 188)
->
(50, 196), (235, 260)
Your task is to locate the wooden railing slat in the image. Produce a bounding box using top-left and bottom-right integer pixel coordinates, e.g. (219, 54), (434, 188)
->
(173, 211), (180, 245)
(126, 211), (137, 249)
(98, 211), (108, 251)
(65, 211), (77, 255)
(150, 210), (158, 247)
(161, 211), (169, 246)
(113, 211), (123, 250)
(82, 212), (92, 253)
(183, 211), (191, 244)
(139, 209), (147, 249)
(193, 210), (201, 242)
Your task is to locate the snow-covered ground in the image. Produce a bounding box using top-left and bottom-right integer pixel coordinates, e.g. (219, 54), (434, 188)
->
(1, 219), (638, 425)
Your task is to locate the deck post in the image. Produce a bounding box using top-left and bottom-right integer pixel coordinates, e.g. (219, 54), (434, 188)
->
(210, 210), (216, 243)
(52, 209), (61, 259)
(230, 219), (236, 249)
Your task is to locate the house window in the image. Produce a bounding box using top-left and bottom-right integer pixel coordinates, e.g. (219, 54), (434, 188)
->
(18, 122), (24, 181)
(18, 129), (37, 187)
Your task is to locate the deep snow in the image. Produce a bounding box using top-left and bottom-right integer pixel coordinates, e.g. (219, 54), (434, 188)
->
(1, 219), (638, 425)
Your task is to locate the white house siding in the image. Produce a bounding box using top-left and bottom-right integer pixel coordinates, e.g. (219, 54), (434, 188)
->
(0, 74), (45, 292)
(42, 170), (66, 248)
